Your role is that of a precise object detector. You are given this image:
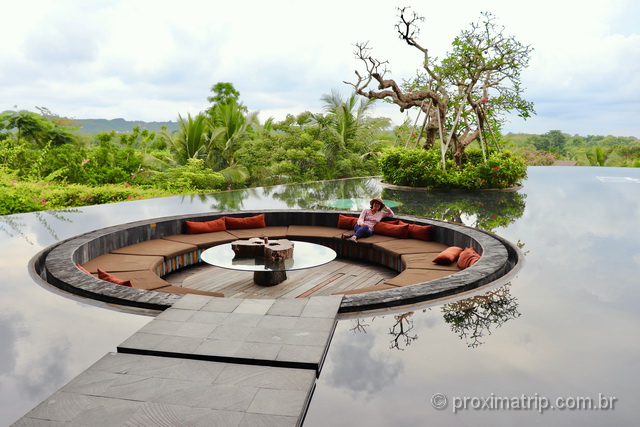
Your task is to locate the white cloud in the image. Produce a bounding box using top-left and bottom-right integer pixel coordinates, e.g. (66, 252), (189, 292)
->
(1, 0), (638, 136)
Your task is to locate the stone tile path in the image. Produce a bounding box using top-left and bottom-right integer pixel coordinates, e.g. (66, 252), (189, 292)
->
(14, 295), (342, 426)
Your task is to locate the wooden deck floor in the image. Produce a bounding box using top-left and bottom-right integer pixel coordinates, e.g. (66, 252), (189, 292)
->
(164, 259), (397, 299)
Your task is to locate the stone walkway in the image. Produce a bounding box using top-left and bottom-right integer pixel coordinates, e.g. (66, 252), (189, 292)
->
(14, 295), (343, 426)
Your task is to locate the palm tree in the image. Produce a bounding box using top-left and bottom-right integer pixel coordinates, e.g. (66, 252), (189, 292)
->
(160, 113), (215, 164)
(320, 90), (390, 145)
(207, 100), (258, 170)
(575, 146), (621, 167)
(206, 100), (259, 189)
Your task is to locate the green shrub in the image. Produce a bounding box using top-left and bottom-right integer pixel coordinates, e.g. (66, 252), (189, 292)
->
(473, 152), (528, 189)
(379, 147), (527, 190)
(0, 168), (174, 215)
(134, 159), (226, 192)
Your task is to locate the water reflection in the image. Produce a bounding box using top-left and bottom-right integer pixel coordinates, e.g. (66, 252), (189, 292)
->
(0, 208), (82, 244)
(208, 187), (263, 211)
(442, 283), (521, 348)
(389, 312), (418, 351)
(345, 284), (520, 351)
(206, 178), (527, 236)
(305, 169), (640, 426)
(6, 169), (639, 425)
(381, 187), (526, 231)
(270, 179), (382, 210)
(325, 321), (404, 398)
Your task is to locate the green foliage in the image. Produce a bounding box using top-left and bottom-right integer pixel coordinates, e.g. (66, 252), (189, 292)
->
(527, 130), (569, 155)
(161, 113), (210, 164)
(573, 146), (623, 167)
(382, 183), (526, 231)
(510, 147), (556, 166)
(0, 167), (173, 215)
(235, 109), (389, 186)
(207, 100), (259, 172)
(472, 152), (528, 189)
(0, 109), (75, 148)
(135, 158), (226, 192)
(207, 82), (247, 115)
(379, 147), (527, 190)
(350, 9), (535, 165)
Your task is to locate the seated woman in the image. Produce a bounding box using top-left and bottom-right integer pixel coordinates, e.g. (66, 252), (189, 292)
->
(342, 197), (394, 242)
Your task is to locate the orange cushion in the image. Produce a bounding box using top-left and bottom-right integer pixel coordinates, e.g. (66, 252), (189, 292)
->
(337, 214), (358, 230)
(76, 264), (92, 275)
(433, 246), (463, 265)
(404, 223), (433, 241)
(97, 268), (133, 287)
(374, 221), (409, 238)
(225, 214), (266, 230)
(185, 218), (226, 234)
(457, 247), (481, 269)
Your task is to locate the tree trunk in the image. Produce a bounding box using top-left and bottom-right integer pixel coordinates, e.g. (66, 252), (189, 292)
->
(453, 129), (481, 168)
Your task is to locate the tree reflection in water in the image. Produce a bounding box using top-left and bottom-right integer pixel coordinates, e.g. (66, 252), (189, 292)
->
(388, 312), (418, 351)
(346, 283), (520, 350)
(442, 283), (520, 348)
(1, 208), (80, 244)
(207, 188), (262, 211)
(349, 318), (370, 334)
(381, 187), (526, 231)
(270, 178), (381, 210)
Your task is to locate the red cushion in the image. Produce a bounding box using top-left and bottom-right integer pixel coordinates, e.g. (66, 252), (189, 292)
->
(399, 222), (433, 241)
(225, 214), (266, 230)
(97, 268), (134, 287)
(337, 214), (358, 229)
(433, 246), (463, 265)
(457, 247), (481, 269)
(185, 218), (226, 234)
(76, 264), (92, 275)
(374, 221), (410, 238)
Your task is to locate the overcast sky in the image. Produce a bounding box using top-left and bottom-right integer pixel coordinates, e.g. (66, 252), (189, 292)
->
(2, 0), (638, 137)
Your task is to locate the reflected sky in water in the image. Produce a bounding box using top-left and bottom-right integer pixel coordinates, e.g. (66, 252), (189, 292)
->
(1, 169), (639, 425)
(305, 167), (640, 426)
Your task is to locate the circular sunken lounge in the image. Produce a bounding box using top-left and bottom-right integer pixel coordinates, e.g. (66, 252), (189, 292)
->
(32, 210), (522, 313)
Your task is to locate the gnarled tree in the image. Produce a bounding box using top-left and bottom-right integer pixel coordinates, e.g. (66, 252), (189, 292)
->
(346, 7), (535, 168)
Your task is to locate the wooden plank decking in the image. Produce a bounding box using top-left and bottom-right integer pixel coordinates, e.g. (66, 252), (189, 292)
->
(165, 259), (397, 299)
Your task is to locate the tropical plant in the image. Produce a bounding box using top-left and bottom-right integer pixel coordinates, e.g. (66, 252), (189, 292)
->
(346, 8), (534, 169)
(160, 113), (213, 164)
(320, 90), (389, 145)
(206, 82), (247, 115)
(0, 109), (75, 148)
(574, 146), (621, 166)
(379, 146), (526, 190)
(207, 100), (258, 171)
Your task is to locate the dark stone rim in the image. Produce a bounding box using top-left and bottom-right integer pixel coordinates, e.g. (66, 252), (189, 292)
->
(30, 210), (523, 313)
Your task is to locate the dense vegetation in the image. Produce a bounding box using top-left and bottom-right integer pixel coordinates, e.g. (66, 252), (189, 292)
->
(502, 130), (640, 167)
(1, 85), (638, 216)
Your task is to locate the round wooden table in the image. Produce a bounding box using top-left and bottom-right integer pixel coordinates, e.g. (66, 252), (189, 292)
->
(200, 240), (337, 286)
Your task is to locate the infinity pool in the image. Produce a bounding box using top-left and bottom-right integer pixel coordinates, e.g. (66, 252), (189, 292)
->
(2, 167), (638, 425)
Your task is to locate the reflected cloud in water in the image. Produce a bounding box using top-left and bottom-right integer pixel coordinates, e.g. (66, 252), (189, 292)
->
(327, 324), (403, 398)
(2, 169), (640, 425)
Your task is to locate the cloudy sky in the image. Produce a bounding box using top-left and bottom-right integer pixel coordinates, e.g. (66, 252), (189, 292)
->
(2, 0), (638, 137)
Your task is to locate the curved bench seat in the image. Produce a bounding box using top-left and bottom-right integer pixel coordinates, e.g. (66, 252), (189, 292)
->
(33, 210), (521, 312)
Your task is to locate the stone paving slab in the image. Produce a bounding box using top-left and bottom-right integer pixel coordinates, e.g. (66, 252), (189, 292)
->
(117, 295), (342, 372)
(15, 295), (343, 426)
(14, 352), (315, 427)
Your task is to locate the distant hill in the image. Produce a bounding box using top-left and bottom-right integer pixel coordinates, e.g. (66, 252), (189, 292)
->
(71, 118), (179, 135)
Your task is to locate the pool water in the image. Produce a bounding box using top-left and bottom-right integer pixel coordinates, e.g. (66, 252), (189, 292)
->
(1, 168), (638, 425)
